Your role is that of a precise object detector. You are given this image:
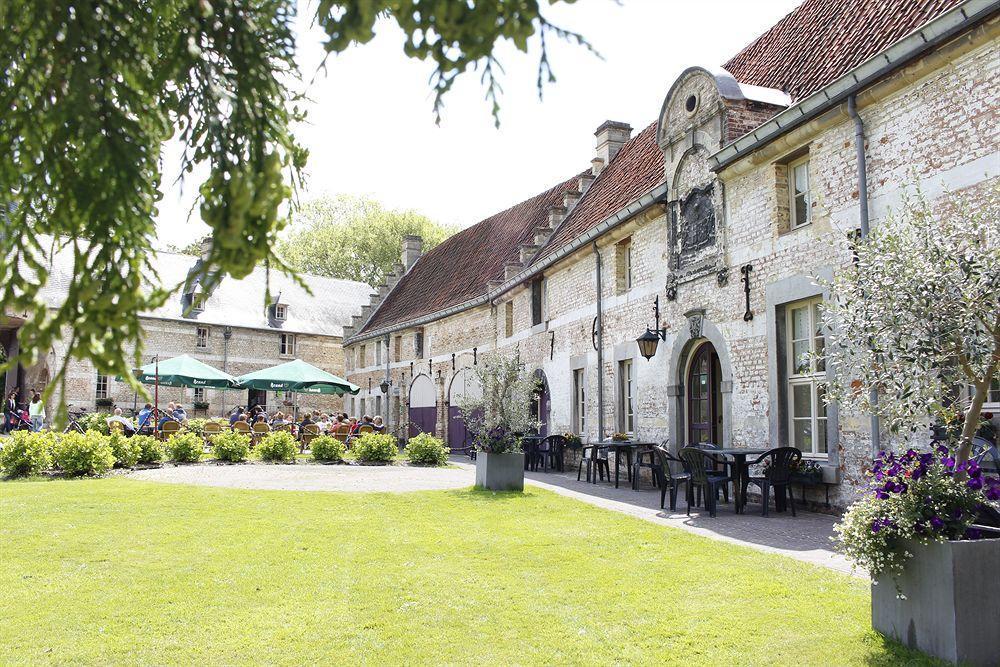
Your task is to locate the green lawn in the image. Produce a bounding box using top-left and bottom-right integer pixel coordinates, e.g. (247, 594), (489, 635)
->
(0, 478), (933, 665)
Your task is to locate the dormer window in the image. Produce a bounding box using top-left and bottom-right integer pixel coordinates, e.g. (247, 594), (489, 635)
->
(274, 304), (287, 321)
(187, 291), (206, 314)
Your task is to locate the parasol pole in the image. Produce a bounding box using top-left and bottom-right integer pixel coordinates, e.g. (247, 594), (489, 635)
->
(154, 354), (159, 431)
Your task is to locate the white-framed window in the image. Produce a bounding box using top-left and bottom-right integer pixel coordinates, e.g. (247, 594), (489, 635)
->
(274, 304), (287, 320)
(505, 301), (514, 337)
(616, 237), (632, 293)
(279, 333), (296, 357)
(787, 297), (827, 456)
(989, 378), (1000, 406)
(414, 331), (424, 359)
(95, 373), (108, 400)
(789, 156), (811, 229)
(196, 326), (209, 349)
(617, 359), (634, 433)
(193, 387), (205, 403)
(530, 278), (546, 326)
(190, 292), (207, 312)
(572, 368), (586, 435)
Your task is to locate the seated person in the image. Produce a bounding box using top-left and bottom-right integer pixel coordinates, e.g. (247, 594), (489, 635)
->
(136, 403), (155, 433)
(106, 407), (136, 436)
(271, 411), (288, 426)
(372, 416), (385, 431)
(158, 402), (179, 431)
(229, 406), (245, 426)
(172, 404), (188, 424)
(299, 413), (314, 429)
(253, 413), (268, 425)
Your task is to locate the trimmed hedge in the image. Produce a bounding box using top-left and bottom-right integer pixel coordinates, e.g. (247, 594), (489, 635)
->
(257, 431), (298, 463)
(352, 433), (397, 463)
(404, 433), (449, 466)
(310, 435), (345, 462)
(166, 432), (203, 463)
(211, 432), (251, 462)
(53, 431), (115, 476)
(133, 435), (163, 464)
(0, 431), (54, 477)
(76, 412), (112, 435)
(108, 432), (141, 468)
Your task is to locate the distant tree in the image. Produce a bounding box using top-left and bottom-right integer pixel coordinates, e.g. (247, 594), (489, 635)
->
(166, 236), (210, 256)
(277, 196), (458, 287)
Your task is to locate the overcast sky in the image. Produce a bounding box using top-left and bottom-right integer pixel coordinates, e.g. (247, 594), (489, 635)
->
(155, 0), (803, 247)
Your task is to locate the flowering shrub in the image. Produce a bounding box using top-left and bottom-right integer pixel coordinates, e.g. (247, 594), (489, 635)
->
(405, 433), (449, 466)
(211, 432), (251, 462)
(562, 433), (582, 448)
(762, 457), (822, 480)
(257, 431), (298, 463)
(108, 432), (141, 468)
(457, 351), (539, 454)
(76, 411), (111, 435)
(0, 431), (53, 477)
(835, 445), (1000, 583)
(166, 432), (204, 463)
(53, 431), (115, 476)
(310, 435), (345, 462)
(352, 433), (397, 463)
(133, 435), (163, 464)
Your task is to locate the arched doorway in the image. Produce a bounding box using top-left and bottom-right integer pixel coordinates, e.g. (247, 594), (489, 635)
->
(687, 342), (722, 445)
(447, 369), (481, 452)
(408, 374), (436, 437)
(530, 369), (550, 436)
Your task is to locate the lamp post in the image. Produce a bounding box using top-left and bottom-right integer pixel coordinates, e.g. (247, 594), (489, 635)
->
(636, 295), (669, 360)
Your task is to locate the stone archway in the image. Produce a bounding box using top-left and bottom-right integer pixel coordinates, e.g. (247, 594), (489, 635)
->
(447, 368), (481, 452)
(530, 368), (551, 436)
(408, 373), (437, 437)
(665, 311), (734, 450)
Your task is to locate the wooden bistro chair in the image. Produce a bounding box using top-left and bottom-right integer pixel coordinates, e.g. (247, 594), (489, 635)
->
(251, 422), (270, 448)
(108, 421), (125, 435)
(202, 420), (222, 445)
(232, 420), (252, 438)
(334, 424), (351, 446)
(159, 420), (181, 442)
(358, 424), (374, 435)
(300, 423), (320, 453)
(272, 423), (292, 433)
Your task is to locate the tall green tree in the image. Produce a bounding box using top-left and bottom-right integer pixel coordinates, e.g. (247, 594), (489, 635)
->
(277, 195), (457, 287)
(0, 0), (588, 419)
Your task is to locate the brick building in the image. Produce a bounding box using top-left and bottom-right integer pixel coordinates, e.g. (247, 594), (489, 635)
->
(343, 0), (1000, 509)
(2, 241), (372, 417)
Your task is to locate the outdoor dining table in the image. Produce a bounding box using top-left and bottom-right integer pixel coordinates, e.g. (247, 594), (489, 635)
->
(709, 448), (770, 514)
(590, 440), (657, 488)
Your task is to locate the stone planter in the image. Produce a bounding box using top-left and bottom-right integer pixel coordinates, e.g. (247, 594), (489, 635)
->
(475, 452), (525, 492)
(872, 536), (1000, 665)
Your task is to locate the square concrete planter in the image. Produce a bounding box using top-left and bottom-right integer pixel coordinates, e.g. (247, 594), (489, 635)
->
(475, 452), (524, 492)
(872, 536), (1000, 665)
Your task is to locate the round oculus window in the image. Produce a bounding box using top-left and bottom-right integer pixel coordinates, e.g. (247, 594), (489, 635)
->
(685, 94), (698, 114)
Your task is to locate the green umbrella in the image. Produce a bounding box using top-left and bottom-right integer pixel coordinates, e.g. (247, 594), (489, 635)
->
(126, 354), (238, 389)
(236, 359), (359, 396)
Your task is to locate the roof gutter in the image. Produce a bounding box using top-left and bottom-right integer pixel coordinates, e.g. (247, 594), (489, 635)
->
(709, 0), (998, 172)
(345, 182), (669, 345)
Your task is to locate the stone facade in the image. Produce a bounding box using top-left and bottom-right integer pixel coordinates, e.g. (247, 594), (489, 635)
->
(344, 8), (1000, 510)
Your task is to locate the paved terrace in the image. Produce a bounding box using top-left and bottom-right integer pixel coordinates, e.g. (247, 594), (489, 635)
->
(127, 458), (856, 577)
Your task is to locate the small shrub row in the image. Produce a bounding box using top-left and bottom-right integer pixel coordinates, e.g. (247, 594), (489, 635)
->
(0, 431), (54, 477)
(53, 431), (116, 477)
(352, 433), (397, 463)
(211, 432), (251, 462)
(165, 432), (203, 463)
(404, 433), (449, 466)
(310, 435), (345, 462)
(257, 431), (298, 463)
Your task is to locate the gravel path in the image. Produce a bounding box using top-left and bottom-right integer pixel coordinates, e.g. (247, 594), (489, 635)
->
(127, 462), (473, 493)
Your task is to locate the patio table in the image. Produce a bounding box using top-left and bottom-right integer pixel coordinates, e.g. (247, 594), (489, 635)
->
(709, 448), (770, 514)
(591, 440), (657, 488)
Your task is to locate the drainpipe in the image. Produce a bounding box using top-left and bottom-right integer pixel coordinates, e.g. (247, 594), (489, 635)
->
(222, 326), (232, 417)
(848, 94), (880, 457)
(384, 333), (391, 435)
(593, 242), (605, 440)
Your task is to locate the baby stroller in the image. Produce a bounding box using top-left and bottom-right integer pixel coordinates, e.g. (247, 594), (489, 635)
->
(7, 408), (32, 432)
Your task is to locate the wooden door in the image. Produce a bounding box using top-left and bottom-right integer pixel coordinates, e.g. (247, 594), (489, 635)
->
(687, 343), (720, 445)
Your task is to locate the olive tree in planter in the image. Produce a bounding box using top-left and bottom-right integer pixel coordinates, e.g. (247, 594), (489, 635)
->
(458, 351), (539, 492)
(825, 187), (1000, 665)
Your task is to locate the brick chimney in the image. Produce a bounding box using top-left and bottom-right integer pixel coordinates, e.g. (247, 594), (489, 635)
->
(594, 120), (632, 168)
(401, 235), (423, 271)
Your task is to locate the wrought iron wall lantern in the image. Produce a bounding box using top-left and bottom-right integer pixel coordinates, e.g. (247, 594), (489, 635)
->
(636, 295), (669, 360)
(379, 378), (391, 395)
(740, 264), (754, 321)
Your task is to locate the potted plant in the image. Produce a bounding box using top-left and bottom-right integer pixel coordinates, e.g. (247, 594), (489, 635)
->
(458, 351), (539, 492)
(824, 188), (1000, 665)
(786, 459), (823, 484)
(95, 397), (114, 409)
(562, 433), (582, 450)
(611, 432), (630, 442)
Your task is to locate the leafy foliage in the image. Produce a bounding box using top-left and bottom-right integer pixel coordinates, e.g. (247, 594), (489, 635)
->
(835, 445), (1000, 586)
(822, 186), (1000, 463)
(276, 195), (458, 286)
(404, 432), (448, 466)
(52, 431), (115, 476)
(186, 418), (224, 438)
(211, 431), (251, 462)
(0, 0), (587, 425)
(0, 431), (53, 477)
(108, 432), (141, 468)
(352, 433), (397, 463)
(310, 434), (345, 462)
(76, 412), (112, 436)
(133, 435), (164, 464)
(457, 351), (539, 453)
(256, 431), (298, 462)
(166, 432), (203, 463)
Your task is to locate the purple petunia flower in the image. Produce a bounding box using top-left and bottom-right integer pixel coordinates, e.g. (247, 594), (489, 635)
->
(967, 477), (984, 490)
(930, 516), (944, 530)
(964, 527), (983, 540)
(942, 457), (956, 468)
(936, 444), (949, 456)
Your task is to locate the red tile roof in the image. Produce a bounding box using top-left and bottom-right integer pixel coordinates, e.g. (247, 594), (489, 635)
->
(532, 123), (664, 264)
(723, 0), (964, 102)
(361, 174), (582, 333)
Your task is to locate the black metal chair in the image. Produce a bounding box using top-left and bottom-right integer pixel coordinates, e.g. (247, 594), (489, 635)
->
(678, 447), (733, 518)
(631, 442), (661, 490)
(972, 436), (1000, 472)
(649, 446), (691, 511)
(538, 434), (567, 472)
(578, 444), (611, 483)
(745, 447), (801, 517)
(692, 442), (730, 505)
